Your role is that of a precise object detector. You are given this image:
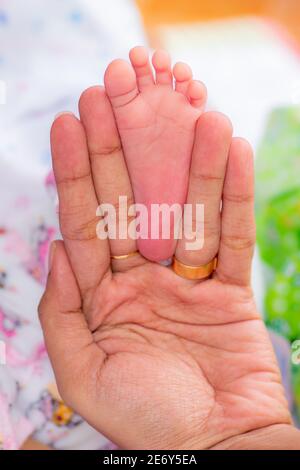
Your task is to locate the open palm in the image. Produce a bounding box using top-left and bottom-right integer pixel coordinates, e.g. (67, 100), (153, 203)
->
(39, 86), (291, 450)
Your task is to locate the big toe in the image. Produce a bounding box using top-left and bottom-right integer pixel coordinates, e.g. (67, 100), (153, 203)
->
(138, 238), (176, 263)
(104, 59), (138, 108)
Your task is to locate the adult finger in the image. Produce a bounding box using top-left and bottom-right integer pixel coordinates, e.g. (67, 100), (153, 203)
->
(38, 241), (106, 411)
(175, 112), (232, 268)
(51, 113), (111, 292)
(79, 87), (146, 272)
(216, 137), (256, 286)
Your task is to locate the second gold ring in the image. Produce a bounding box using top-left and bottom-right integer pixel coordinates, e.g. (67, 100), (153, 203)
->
(172, 256), (217, 280)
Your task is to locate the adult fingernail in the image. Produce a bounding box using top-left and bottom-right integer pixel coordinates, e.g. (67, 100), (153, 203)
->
(54, 111), (75, 121)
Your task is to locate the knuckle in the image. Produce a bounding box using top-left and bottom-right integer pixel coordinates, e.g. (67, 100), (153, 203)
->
(221, 232), (256, 251)
(60, 213), (99, 241)
(184, 217), (220, 239)
(90, 144), (122, 159)
(191, 170), (223, 185)
(56, 172), (91, 187)
(223, 193), (254, 204)
(216, 268), (249, 287)
(105, 196), (136, 226)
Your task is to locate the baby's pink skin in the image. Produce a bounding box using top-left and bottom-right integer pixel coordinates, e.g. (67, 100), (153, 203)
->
(104, 47), (207, 261)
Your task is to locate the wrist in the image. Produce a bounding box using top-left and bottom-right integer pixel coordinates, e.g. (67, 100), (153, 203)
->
(210, 424), (300, 450)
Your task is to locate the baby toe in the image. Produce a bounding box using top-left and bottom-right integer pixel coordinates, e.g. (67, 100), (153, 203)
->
(173, 62), (193, 95)
(104, 59), (139, 108)
(187, 80), (207, 111)
(152, 49), (173, 87)
(129, 46), (155, 92)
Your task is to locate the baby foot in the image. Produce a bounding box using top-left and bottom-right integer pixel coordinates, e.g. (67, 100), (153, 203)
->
(104, 47), (206, 261)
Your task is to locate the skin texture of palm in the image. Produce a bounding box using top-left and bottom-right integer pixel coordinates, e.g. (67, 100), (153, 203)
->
(41, 246), (291, 450)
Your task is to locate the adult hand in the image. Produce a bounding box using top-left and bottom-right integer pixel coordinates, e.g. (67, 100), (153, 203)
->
(39, 87), (293, 449)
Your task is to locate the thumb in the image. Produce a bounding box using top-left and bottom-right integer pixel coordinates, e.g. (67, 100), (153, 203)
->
(38, 240), (105, 406)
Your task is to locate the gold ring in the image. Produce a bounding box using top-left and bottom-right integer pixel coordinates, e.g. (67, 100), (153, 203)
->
(172, 256), (217, 280)
(111, 250), (140, 260)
